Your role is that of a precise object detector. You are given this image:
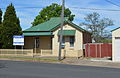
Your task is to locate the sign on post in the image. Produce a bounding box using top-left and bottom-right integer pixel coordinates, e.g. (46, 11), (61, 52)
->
(13, 35), (24, 46)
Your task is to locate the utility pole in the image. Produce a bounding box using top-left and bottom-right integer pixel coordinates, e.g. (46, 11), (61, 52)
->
(58, 0), (65, 60)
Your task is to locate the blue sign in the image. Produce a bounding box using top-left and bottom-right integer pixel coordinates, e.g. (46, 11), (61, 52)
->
(13, 35), (24, 46)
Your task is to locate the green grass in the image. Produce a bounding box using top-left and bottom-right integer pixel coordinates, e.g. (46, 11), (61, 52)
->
(0, 56), (59, 62)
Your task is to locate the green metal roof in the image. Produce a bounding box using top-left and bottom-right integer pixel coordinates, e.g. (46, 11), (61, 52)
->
(58, 30), (76, 36)
(111, 27), (120, 32)
(23, 32), (52, 36)
(24, 17), (68, 32)
(23, 17), (87, 32)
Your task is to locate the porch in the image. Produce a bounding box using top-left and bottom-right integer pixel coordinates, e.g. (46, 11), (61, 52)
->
(24, 36), (53, 56)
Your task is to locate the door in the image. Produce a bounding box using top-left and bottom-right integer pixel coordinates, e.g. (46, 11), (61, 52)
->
(114, 37), (120, 61)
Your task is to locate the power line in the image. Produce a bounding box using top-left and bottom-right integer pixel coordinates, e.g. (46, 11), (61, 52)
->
(105, 0), (120, 8)
(1, 6), (120, 12)
(0, 6), (44, 9)
(70, 7), (120, 12)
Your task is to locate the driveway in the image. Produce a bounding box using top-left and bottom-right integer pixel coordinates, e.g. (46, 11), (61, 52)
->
(0, 60), (120, 78)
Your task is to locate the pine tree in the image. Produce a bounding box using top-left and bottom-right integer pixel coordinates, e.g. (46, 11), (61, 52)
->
(0, 8), (2, 24)
(0, 8), (3, 48)
(2, 3), (22, 49)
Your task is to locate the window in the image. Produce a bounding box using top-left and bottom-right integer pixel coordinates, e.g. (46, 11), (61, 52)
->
(70, 36), (75, 48)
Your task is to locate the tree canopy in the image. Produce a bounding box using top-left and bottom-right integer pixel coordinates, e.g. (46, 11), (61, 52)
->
(32, 3), (75, 26)
(81, 12), (114, 43)
(1, 3), (22, 49)
(0, 8), (2, 24)
(0, 8), (3, 47)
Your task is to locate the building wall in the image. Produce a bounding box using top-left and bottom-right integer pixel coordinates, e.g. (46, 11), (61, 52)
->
(39, 36), (52, 49)
(52, 24), (84, 57)
(24, 37), (35, 49)
(24, 36), (52, 54)
(112, 28), (120, 61)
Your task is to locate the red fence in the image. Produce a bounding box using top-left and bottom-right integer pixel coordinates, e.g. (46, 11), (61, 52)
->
(85, 43), (112, 58)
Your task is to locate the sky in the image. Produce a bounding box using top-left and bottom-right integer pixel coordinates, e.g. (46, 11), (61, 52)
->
(1, 0), (120, 31)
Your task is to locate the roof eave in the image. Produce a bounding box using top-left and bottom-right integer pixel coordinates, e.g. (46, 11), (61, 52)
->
(111, 27), (120, 32)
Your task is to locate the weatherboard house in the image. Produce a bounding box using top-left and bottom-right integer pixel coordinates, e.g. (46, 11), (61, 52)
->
(23, 17), (91, 57)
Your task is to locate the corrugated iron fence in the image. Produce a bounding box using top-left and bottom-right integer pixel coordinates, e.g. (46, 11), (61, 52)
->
(85, 43), (112, 58)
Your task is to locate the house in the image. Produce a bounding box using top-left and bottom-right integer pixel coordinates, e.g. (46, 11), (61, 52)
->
(112, 27), (120, 61)
(23, 17), (92, 58)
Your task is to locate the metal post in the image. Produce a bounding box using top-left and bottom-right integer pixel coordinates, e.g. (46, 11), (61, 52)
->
(58, 0), (65, 60)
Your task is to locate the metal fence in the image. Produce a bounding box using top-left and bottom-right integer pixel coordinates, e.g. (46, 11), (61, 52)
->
(85, 43), (112, 58)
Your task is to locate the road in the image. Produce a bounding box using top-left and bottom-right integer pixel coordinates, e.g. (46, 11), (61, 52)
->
(0, 60), (120, 78)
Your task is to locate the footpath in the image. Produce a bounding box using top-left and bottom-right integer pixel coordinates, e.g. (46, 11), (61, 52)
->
(61, 58), (120, 68)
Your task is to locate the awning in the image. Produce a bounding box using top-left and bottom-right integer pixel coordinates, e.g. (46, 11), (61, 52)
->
(58, 30), (76, 36)
(23, 32), (53, 36)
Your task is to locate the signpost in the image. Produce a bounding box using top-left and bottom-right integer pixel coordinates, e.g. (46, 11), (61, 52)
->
(13, 35), (24, 55)
(13, 35), (24, 46)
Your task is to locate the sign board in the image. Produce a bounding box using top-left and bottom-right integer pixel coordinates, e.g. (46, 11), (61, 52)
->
(13, 35), (24, 46)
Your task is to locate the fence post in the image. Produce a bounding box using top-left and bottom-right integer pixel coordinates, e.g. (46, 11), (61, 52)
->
(100, 44), (102, 58)
(85, 44), (87, 57)
(0, 49), (1, 55)
(41, 49), (42, 56)
(88, 44), (90, 57)
(96, 44), (97, 58)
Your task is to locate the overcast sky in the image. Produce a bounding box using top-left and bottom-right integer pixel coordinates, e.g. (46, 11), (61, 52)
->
(1, 0), (120, 31)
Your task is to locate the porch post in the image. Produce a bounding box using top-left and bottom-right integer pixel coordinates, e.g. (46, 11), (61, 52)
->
(35, 38), (37, 56)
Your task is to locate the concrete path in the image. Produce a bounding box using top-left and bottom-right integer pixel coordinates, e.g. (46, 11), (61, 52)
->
(62, 58), (120, 68)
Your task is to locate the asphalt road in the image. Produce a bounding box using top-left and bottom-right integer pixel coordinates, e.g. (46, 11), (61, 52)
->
(0, 60), (120, 78)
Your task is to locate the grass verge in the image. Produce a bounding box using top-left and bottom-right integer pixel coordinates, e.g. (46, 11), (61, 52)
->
(0, 56), (59, 62)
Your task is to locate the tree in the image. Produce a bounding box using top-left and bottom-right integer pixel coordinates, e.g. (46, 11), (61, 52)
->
(81, 12), (113, 43)
(2, 3), (22, 49)
(0, 8), (2, 24)
(0, 8), (3, 48)
(32, 3), (75, 26)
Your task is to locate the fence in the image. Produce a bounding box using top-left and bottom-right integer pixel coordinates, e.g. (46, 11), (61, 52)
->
(0, 49), (83, 58)
(85, 43), (112, 58)
(0, 49), (33, 57)
(33, 49), (52, 56)
(61, 49), (83, 58)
